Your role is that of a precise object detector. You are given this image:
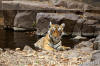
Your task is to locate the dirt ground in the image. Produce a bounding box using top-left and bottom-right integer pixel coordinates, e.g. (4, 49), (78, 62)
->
(0, 44), (94, 66)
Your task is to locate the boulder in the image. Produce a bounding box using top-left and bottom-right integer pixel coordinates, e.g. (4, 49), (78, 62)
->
(3, 10), (17, 29)
(2, 0), (98, 10)
(36, 13), (98, 36)
(2, 1), (68, 10)
(84, 12), (100, 20)
(93, 35), (100, 50)
(0, 48), (3, 54)
(74, 41), (93, 49)
(50, 0), (95, 10)
(84, 20), (99, 25)
(81, 24), (95, 37)
(92, 50), (100, 61)
(94, 24), (100, 36)
(73, 19), (98, 37)
(2, 0), (19, 10)
(79, 59), (100, 66)
(14, 10), (36, 31)
(80, 50), (100, 66)
(2, 0), (100, 36)
(36, 13), (79, 35)
(72, 18), (86, 36)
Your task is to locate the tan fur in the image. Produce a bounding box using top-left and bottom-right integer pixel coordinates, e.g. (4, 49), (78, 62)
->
(34, 22), (70, 51)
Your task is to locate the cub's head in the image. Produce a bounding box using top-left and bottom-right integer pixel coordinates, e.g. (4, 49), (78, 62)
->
(48, 22), (65, 42)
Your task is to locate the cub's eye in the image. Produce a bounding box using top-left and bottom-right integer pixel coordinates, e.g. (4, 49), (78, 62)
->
(51, 28), (55, 32)
(48, 25), (50, 28)
(52, 27), (55, 30)
(58, 27), (61, 31)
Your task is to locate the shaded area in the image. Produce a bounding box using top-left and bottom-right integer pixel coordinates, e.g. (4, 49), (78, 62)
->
(62, 35), (89, 48)
(0, 29), (37, 50)
(0, 29), (86, 50)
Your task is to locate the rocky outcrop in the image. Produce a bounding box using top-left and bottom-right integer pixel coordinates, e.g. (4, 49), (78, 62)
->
(2, 0), (100, 36)
(74, 41), (94, 49)
(36, 13), (100, 36)
(92, 50), (100, 60)
(50, 0), (95, 10)
(79, 50), (100, 66)
(2, 1), (67, 10)
(2, 0), (99, 10)
(93, 35), (100, 50)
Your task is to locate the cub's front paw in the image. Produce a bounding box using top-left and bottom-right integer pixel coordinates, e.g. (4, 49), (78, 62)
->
(64, 46), (71, 50)
(58, 46), (71, 51)
(61, 46), (71, 50)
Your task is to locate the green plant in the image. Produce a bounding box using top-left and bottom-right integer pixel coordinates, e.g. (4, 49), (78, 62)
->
(32, 21), (37, 27)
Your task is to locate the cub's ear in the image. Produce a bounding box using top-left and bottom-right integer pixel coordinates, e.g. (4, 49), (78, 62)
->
(49, 21), (52, 26)
(61, 23), (65, 28)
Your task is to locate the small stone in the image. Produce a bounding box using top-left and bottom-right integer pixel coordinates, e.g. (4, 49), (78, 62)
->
(0, 48), (3, 51)
(39, 56), (45, 59)
(23, 45), (34, 53)
(15, 48), (20, 51)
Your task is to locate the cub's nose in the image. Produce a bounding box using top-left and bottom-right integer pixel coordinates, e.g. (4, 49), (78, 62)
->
(54, 36), (57, 39)
(54, 37), (60, 40)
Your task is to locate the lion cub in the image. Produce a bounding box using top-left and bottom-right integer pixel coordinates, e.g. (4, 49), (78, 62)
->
(34, 22), (70, 51)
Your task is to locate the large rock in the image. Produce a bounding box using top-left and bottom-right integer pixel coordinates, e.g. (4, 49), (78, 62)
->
(79, 50), (100, 66)
(3, 10), (17, 29)
(36, 13), (79, 35)
(84, 13), (100, 20)
(93, 35), (100, 50)
(50, 0), (95, 10)
(2, 1), (68, 10)
(73, 19), (99, 37)
(72, 18), (86, 36)
(83, 13), (100, 36)
(92, 50), (100, 60)
(14, 10), (36, 31)
(74, 40), (94, 50)
(81, 24), (95, 37)
(2, 0), (100, 36)
(2, 0), (19, 10)
(36, 13), (98, 36)
(2, 0), (98, 10)
(94, 24), (100, 36)
(79, 59), (100, 66)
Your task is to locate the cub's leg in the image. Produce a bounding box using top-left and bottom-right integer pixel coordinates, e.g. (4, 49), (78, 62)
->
(44, 44), (56, 51)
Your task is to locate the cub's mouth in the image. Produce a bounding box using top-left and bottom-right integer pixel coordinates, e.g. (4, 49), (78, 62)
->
(49, 34), (61, 44)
